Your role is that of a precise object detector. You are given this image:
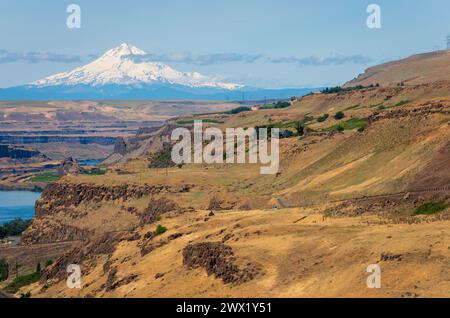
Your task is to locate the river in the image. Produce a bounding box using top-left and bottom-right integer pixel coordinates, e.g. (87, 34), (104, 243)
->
(79, 159), (102, 166)
(0, 191), (41, 224)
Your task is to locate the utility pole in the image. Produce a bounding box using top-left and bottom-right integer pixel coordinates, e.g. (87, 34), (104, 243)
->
(446, 34), (450, 50)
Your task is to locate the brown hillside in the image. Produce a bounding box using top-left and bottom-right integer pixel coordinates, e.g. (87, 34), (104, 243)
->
(345, 50), (450, 87)
(6, 51), (450, 298)
(13, 97), (449, 298)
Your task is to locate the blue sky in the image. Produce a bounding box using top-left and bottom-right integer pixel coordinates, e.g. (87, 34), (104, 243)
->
(0, 0), (449, 88)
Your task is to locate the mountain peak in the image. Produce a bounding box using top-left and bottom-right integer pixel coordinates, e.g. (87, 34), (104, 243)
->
(32, 44), (242, 90)
(102, 43), (146, 59)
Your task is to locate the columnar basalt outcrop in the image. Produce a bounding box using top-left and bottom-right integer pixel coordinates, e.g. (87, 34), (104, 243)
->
(182, 242), (261, 285)
(34, 182), (192, 218)
(39, 232), (124, 283)
(20, 182), (193, 245)
(21, 220), (91, 245)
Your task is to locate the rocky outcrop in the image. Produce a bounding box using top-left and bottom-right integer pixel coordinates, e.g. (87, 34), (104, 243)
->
(207, 197), (236, 211)
(21, 181), (193, 245)
(107, 124), (180, 164)
(105, 268), (138, 291)
(140, 197), (180, 225)
(21, 219), (90, 245)
(35, 182), (192, 218)
(182, 242), (260, 285)
(368, 101), (450, 123)
(40, 232), (124, 283)
(57, 157), (85, 176)
(113, 137), (130, 155)
(140, 232), (184, 257)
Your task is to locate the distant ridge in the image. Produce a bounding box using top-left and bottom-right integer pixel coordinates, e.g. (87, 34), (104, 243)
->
(345, 50), (450, 87)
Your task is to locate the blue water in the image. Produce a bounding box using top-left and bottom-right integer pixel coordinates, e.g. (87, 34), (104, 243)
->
(79, 159), (102, 166)
(0, 191), (41, 224)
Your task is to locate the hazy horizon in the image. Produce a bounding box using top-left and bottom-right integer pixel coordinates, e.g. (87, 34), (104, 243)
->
(1, 0), (450, 89)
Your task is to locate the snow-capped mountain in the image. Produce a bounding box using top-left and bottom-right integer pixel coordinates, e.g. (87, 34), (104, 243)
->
(0, 43), (317, 100)
(32, 43), (241, 90)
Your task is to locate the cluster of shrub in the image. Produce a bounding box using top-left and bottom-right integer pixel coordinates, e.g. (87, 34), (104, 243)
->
(259, 101), (291, 110)
(414, 202), (449, 215)
(317, 111), (344, 123)
(223, 106), (251, 115)
(320, 84), (380, 94)
(0, 218), (32, 239)
(256, 122), (305, 139)
(317, 114), (330, 122)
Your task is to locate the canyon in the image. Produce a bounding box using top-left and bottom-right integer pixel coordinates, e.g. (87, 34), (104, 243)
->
(0, 99), (245, 190)
(1, 49), (449, 298)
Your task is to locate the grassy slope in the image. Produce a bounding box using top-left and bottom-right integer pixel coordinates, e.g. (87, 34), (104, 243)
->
(30, 207), (450, 298)
(41, 92), (450, 238)
(344, 50), (450, 87)
(21, 83), (450, 298)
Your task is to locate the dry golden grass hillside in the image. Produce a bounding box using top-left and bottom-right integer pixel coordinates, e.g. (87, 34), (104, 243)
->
(7, 54), (450, 298)
(24, 206), (450, 298)
(345, 50), (450, 87)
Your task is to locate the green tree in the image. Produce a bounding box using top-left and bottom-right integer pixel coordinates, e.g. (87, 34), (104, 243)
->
(294, 121), (305, 136)
(35, 262), (41, 273)
(317, 114), (329, 122)
(225, 106), (250, 114)
(334, 111), (345, 120)
(0, 218), (32, 239)
(154, 225), (167, 236)
(0, 258), (9, 282)
(0, 226), (6, 239)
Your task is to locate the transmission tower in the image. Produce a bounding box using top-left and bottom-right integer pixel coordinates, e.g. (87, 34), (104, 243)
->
(446, 34), (450, 50)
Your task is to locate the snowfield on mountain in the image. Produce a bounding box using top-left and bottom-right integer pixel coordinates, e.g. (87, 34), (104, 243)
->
(32, 43), (242, 90)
